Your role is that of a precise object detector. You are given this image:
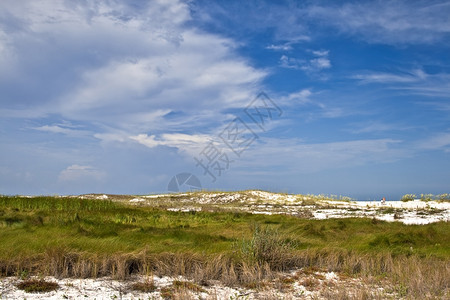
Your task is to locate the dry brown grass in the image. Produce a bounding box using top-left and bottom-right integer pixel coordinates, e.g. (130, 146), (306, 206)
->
(159, 281), (203, 300)
(172, 280), (205, 293)
(299, 277), (321, 290)
(129, 277), (156, 292)
(1, 248), (448, 298)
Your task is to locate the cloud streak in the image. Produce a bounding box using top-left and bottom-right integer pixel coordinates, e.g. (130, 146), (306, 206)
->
(308, 1), (450, 44)
(58, 165), (106, 182)
(279, 49), (331, 75)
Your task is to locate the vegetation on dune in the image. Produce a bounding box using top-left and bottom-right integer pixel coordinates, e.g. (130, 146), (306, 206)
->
(0, 195), (449, 298)
(401, 193), (450, 202)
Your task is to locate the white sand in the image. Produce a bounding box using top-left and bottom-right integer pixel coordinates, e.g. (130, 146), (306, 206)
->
(0, 270), (382, 300)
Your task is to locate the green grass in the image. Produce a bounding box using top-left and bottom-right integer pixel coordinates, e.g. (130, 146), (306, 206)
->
(0, 196), (449, 259)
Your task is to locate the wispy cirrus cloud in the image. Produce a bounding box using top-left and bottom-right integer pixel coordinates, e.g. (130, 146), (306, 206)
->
(307, 1), (450, 45)
(417, 132), (450, 152)
(33, 125), (86, 136)
(279, 49), (331, 75)
(266, 36), (310, 51)
(189, 1), (311, 42)
(32, 121), (90, 137)
(353, 69), (450, 99)
(130, 133), (213, 156)
(58, 165), (106, 182)
(353, 69), (427, 84)
(266, 44), (293, 51)
(279, 55), (303, 69)
(349, 121), (415, 134)
(193, 1), (450, 46)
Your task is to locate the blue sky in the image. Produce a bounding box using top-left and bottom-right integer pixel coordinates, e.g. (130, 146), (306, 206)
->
(1, 0), (449, 199)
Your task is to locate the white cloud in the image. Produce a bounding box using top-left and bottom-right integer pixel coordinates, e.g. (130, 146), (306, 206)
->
(94, 132), (128, 143)
(58, 165), (106, 182)
(130, 133), (213, 156)
(279, 89), (350, 121)
(33, 121), (89, 137)
(265, 38), (310, 51)
(0, 0), (266, 136)
(266, 44), (293, 51)
(279, 55), (303, 69)
(33, 125), (83, 135)
(129, 134), (159, 148)
(353, 70), (425, 84)
(279, 50), (331, 73)
(311, 50), (329, 57)
(350, 122), (413, 134)
(57, 26), (265, 130)
(0, 30), (9, 67)
(418, 132), (450, 151)
(309, 57), (331, 70)
(353, 69), (450, 99)
(285, 89), (312, 103)
(398, 72), (450, 98)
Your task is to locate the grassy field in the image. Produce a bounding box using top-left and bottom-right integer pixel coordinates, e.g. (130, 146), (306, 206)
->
(0, 195), (449, 298)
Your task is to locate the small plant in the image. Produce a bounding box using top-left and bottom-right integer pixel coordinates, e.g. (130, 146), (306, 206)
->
(437, 193), (450, 202)
(275, 276), (295, 292)
(299, 277), (320, 290)
(301, 199), (317, 206)
(378, 207), (396, 214)
(157, 281), (204, 299)
(16, 279), (59, 293)
(172, 280), (205, 293)
(401, 194), (416, 202)
(420, 194), (434, 202)
(230, 292), (250, 300)
(160, 286), (174, 299)
(19, 270), (29, 280)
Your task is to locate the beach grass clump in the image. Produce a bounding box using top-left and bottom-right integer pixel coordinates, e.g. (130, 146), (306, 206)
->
(130, 278), (156, 292)
(172, 280), (205, 293)
(400, 193), (450, 202)
(437, 193), (450, 202)
(401, 194), (417, 202)
(16, 279), (59, 293)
